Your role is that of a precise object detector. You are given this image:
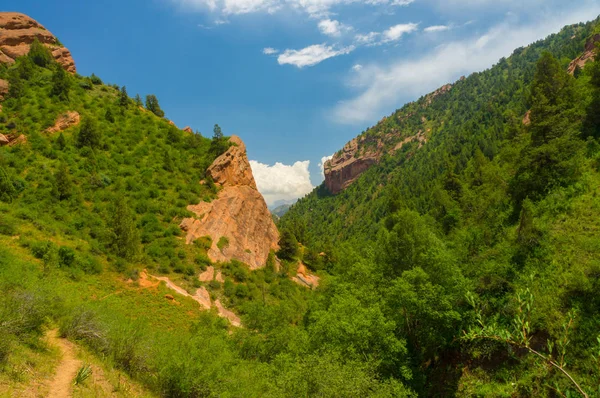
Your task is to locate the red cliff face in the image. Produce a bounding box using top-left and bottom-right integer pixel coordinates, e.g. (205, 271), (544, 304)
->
(0, 12), (76, 73)
(323, 80), (451, 195)
(568, 33), (600, 75)
(180, 136), (280, 269)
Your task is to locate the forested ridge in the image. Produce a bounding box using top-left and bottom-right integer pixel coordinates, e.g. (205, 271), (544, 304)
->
(279, 16), (600, 396)
(1, 14), (600, 398)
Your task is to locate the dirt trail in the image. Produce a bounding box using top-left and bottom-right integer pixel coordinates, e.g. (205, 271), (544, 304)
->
(47, 329), (82, 398)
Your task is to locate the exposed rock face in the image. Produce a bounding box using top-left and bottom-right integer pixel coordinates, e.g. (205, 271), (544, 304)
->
(46, 111), (80, 134)
(180, 135), (279, 269)
(324, 81), (449, 194)
(183, 126), (193, 133)
(0, 12), (76, 73)
(324, 130), (427, 194)
(568, 34), (600, 75)
(0, 133), (8, 146)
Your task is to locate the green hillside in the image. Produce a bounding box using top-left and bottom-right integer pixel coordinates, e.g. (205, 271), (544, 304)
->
(280, 17), (600, 397)
(2, 15), (600, 398)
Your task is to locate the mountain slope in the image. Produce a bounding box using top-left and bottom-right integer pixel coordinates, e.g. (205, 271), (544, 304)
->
(280, 16), (600, 397)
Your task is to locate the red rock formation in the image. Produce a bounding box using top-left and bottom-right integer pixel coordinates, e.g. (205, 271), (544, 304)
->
(183, 126), (193, 133)
(568, 34), (600, 75)
(0, 12), (76, 73)
(324, 83), (449, 194)
(46, 111), (80, 134)
(180, 135), (279, 269)
(324, 131), (428, 194)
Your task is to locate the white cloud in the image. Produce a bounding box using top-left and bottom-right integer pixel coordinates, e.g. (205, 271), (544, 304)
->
(318, 19), (351, 37)
(278, 44), (355, 67)
(318, 155), (334, 177)
(263, 47), (279, 54)
(171, 0), (415, 17)
(352, 64), (363, 71)
(382, 23), (419, 42)
(249, 160), (315, 206)
(424, 25), (449, 32)
(333, 6), (600, 124)
(355, 32), (380, 45)
(214, 18), (230, 24)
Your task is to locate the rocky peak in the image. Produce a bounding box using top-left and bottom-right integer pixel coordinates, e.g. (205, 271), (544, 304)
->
(180, 136), (279, 269)
(0, 12), (76, 73)
(207, 135), (257, 189)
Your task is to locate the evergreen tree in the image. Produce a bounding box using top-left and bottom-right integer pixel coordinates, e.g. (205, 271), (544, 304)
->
(209, 124), (228, 157)
(277, 229), (299, 261)
(51, 65), (70, 101)
(145, 95), (164, 117)
(0, 166), (16, 203)
(76, 116), (101, 149)
(28, 38), (53, 68)
(53, 162), (73, 200)
(56, 132), (66, 150)
(213, 124), (223, 140)
(528, 51), (577, 146)
(7, 68), (24, 99)
(134, 94), (143, 107)
(119, 86), (129, 107)
(110, 196), (139, 260)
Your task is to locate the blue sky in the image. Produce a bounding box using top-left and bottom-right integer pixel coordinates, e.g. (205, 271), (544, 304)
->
(5, 0), (600, 205)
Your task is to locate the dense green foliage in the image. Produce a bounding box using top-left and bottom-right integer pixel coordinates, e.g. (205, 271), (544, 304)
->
(2, 16), (600, 398)
(281, 19), (600, 396)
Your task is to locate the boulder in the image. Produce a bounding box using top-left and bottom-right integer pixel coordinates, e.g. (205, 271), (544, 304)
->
(0, 133), (8, 146)
(183, 126), (193, 133)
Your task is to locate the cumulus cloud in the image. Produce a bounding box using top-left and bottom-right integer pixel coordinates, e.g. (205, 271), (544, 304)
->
(249, 160), (315, 206)
(424, 25), (449, 32)
(333, 5), (600, 124)
(263, 47), (279, 54)
(318, 155), (334, 177)
(318, 19), (351, 37)
(382, 23), (419, 42)
(278, 44), (355, 67)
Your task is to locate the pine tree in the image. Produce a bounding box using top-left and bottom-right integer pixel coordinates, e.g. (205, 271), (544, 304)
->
(110, 196), (139, 260)
(119, 86), (129, 107)
(584, 56), (600, 139)
(145, 95), (164, 117)
(28, 38), (53, 68)
(528, 51), (577, 146)
(53, 162), (73, 200)
(76, 116), (101, 148)
(51, 65), (70, 101)
(134, 94), (143, 107)
(277, 229), (299, 261)
(56, 132), (66, 150)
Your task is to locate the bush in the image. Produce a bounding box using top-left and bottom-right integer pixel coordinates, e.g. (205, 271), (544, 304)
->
(217, 236), (229, 251)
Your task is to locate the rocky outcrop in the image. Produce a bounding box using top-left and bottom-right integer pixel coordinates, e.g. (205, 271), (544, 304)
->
(324, 81), (449, 194)
(183, 126), (193, 134)
(0, 12), (76, 73)
(46, 111), (80, 134)
(324, 130), (427, 194)
(180, 135), (279, 269)
(568, 33), (600, 75)
(292, 263), (320, 289)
